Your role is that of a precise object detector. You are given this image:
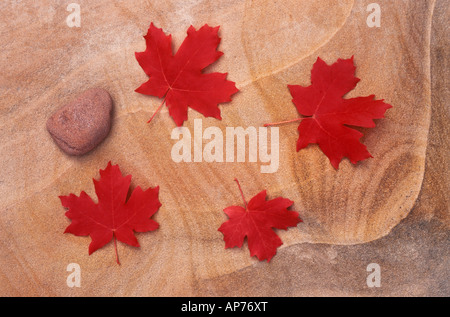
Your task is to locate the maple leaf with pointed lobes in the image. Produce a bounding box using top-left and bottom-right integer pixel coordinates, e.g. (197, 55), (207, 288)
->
(60, 162), (161, 265)
(265, 56), (392, 169)
(218, 179), (302, 262)
(135, 23), (239, 126)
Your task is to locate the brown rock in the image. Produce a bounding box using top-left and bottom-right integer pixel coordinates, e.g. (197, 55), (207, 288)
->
(46, 88), (113, 155)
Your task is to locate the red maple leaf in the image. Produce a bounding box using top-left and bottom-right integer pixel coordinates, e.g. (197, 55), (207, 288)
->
(135, 23), (239, 126)
(60, 162), (161, 265)
(218, 179), (302, 262)
(265, 56), (392, 169)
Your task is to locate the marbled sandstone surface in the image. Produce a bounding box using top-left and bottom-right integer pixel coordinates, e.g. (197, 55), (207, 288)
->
(0, 0), (447, 296)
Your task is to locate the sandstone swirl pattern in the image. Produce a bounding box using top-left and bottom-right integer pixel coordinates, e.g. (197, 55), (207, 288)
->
(0, 0), (446, 296)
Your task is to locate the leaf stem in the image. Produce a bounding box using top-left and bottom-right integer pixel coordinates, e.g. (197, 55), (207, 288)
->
(234, 178), (248, 210)
(147, 95), (168, 124)
(113, 233), (120, 265)
(263, 117), (305, 127)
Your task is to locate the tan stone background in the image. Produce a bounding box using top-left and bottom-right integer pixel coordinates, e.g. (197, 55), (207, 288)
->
(0, 0), (448, 296)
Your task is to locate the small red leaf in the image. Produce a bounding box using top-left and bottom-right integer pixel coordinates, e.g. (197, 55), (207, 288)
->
(135, 23), (239, 126)
(266, 56), (392, 169)
(60, 162), (161, 264)
(218, 179), (302, 262)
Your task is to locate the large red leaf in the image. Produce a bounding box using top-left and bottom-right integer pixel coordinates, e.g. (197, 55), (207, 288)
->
(218, 179), (302, 262)
(135, 23), (239, 126)
(266, 56), (392, 169)
(60, 162), (161, 264)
